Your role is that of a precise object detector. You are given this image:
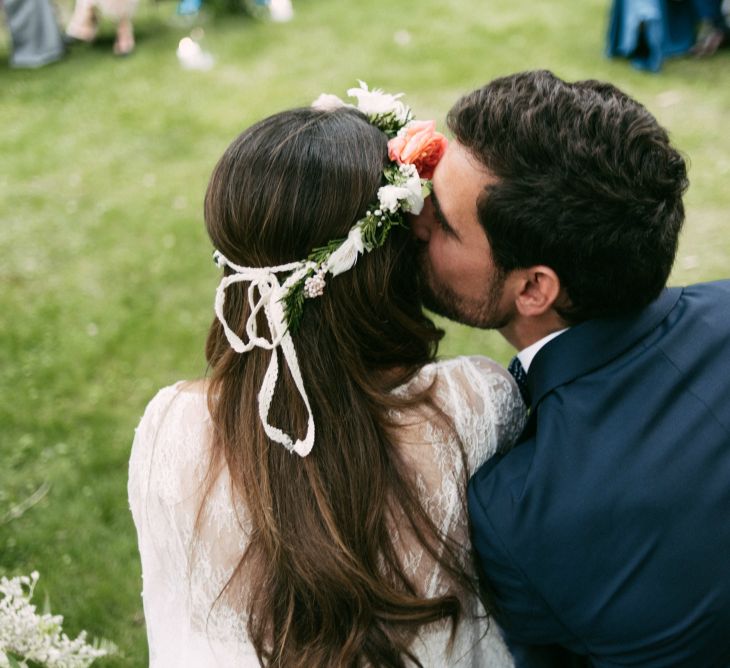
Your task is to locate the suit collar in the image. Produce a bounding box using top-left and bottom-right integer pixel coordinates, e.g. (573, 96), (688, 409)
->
(518, 328), (570, 372)
(527, 287), (683, 407)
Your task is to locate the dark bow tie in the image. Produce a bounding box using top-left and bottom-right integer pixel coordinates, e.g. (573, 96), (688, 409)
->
(508, 355), (531, 407)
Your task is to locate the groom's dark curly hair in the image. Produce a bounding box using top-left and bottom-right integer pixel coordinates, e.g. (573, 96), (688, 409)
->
(448, 70), (688, 323)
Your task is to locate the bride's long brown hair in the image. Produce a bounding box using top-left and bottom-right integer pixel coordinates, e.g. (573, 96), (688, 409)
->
(202, 107), (481, 666)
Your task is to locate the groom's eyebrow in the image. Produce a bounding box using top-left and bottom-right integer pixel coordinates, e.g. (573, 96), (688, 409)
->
(430, 189), (460, 240)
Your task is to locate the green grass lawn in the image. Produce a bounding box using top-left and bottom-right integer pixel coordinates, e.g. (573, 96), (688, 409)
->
(1, 0), (728, 664)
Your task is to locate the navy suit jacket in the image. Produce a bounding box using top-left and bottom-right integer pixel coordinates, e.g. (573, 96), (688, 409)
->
(468, 281), (730, 668)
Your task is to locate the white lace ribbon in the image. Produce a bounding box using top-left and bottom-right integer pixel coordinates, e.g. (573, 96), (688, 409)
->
(213, 250), (315, 457)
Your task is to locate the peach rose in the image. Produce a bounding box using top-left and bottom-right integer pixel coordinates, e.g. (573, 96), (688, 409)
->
(387, 120), (448, 179)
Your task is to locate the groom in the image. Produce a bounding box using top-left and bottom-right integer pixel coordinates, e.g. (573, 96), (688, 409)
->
(413, 70), (730, 667)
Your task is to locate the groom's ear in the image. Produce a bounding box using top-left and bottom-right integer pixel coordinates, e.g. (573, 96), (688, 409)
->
(513, 266), (562, 317)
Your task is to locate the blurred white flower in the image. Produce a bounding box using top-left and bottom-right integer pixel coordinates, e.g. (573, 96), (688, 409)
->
(311, 93), (348, 111)
(655, 90), (681, 108)
(393, 29), (412, 46)
(176, 37), (214, 72)
(269, 0), (294, 22)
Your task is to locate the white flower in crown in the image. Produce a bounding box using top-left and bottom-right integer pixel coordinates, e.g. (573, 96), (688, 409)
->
(378, 165), (424, 215)
(401, 164), (426, 213)
(347, 81), (410, 125)
(311, 93), (350, 111)
(377, 185), (409, 214)
(325, 225), (365, 276)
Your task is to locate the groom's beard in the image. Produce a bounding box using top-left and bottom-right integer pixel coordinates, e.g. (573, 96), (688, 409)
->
(417, 243), (510, 330)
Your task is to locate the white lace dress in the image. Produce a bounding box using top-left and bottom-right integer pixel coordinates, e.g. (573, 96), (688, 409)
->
(128, 355), (526, 667)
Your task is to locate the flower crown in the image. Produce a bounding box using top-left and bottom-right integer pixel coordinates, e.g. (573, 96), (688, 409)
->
(212, 82), (447, 456)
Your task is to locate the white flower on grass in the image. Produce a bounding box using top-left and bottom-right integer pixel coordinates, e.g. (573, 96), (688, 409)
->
(346, 81), (410, 124)
(311, 93), (349, 111)
(0, 571), (115, 668)
(325, 226), (365, 276)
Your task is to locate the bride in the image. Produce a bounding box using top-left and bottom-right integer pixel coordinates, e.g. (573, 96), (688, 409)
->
(128, 84), (526, 667)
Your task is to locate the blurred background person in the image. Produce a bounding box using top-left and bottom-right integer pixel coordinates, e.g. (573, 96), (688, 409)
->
(176, 0), (293, 21)
(66, 0), (138, 56)
(2, 0), (64, 68)
(690, 0), (727, 55)
(607, 0), (728, 71)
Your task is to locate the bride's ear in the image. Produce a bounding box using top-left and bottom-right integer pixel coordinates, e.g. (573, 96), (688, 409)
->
(513, 266), (563, 317)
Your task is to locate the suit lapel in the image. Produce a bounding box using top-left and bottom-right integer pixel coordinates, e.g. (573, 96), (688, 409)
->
(527, 287), (683, 409)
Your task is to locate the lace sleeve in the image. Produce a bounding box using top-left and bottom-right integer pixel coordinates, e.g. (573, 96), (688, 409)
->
(434, 356), (527, 476)
(128, 384), (194, 666)
(129, 383), (224, 665)
(128, 384), (258, 667)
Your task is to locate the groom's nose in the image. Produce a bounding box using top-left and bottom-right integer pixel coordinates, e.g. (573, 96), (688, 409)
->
(410, 202), (434, 242)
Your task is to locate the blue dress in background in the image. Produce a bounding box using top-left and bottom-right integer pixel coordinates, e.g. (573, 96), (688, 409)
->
(606, 0), (697, 71)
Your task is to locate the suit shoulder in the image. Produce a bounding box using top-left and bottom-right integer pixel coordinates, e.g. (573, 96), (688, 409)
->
(683, 279), (730, 301)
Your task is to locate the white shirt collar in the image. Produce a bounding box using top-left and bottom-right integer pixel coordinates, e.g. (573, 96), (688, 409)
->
(517, 328), (569, 372)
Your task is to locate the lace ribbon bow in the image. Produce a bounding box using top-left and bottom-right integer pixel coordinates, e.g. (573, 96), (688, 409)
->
(213, 250), (315, 457)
